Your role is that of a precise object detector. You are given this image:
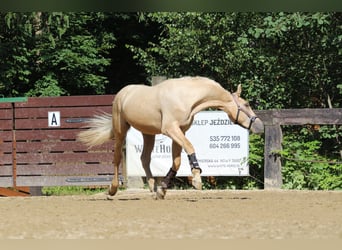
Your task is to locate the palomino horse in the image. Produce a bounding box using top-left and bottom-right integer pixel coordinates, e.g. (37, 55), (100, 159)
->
(77, 76), (264, 199)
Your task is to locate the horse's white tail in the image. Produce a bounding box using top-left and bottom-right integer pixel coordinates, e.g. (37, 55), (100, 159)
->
(77, 113), (114, 147)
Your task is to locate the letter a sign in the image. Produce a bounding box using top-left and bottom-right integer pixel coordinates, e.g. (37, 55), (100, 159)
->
(48, 111), (61, 127)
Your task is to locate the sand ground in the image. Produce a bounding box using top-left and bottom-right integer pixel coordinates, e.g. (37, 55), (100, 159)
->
(0, 189), (341, 239)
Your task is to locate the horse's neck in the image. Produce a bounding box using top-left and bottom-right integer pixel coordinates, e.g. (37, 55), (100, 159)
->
(190, 88), (233, 117)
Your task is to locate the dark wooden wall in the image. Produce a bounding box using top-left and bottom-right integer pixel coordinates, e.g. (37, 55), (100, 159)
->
(0, 95), (116, 189)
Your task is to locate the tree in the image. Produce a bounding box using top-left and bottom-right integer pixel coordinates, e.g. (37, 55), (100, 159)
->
(129, 12), (342, 189)
(0, 12), (36, 96)
(247, 12), (341, 109)
(129, 12), (341, 110)
(0, 12), (115, 97)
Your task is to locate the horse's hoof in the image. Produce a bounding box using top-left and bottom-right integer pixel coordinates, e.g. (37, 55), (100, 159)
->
(191, 169), (202, 190)
(106, 195), (115, 200)
(148, 178), (156, 192)
(108, 184), (118, 196)
(155, 186), (166, 200)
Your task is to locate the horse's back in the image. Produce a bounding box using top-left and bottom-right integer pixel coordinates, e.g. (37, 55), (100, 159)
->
(156, 76), (220, 90)
(116, 76), (219, 98)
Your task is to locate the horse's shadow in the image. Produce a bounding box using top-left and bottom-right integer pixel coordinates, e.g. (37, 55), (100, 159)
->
(86, 191), (251, 202)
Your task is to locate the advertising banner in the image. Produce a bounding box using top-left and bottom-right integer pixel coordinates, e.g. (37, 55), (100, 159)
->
(126, 111), (249, 176)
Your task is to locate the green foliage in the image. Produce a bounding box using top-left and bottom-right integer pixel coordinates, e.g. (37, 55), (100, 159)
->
(281, 129), (342, 190)
(129, 13), (257, 89)
(246, 133), (265, 188)
(318, 125), (342, 158)
(130, 12), (341, 110)
(0, 12), (115, 97)
(42, 186), (108, 196)
(26, 72), (64, 96)
(247, 12), (341, 109)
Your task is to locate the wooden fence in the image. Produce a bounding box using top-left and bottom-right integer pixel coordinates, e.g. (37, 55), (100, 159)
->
(256, 108), (342, 189)
(0, 95), (116, 195)
(1, 94), (341, 195)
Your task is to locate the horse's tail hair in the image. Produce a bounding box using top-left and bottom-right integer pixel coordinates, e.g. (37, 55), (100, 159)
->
(77, 113), (114, 148)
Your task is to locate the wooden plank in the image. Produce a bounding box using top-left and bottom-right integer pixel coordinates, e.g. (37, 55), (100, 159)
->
(15, 152), (113, 164)
(16, 175), (113, 187)
(0, 177), (13, 187)
(0, 131), (13, 141)
(0, 165), (12, 175)
(264, 125), (283, 189)
(14, 129), (114, 143)
(0, 102), (12, 108)
(15, 140), (113, 153)
(15, 95), (114, 108)
(16, 164), (113, 175)
(0, 97), (27, 103)
(255, 108), (342, 126)
(274, 108), (342, 125)
(0, 154), (12, 165)
(0, 187), (30, 197)
(0, 120), (13, 130)
(15, 130), (115, 147)
(15, 119), (91, 129)
(0, 108), (13, 119)
(0, 142), (13, 154)
(14, 116), (113, 130)
(15, 106), (112, 119)
(15, 129), (84, 140)
(15, 118), (109, 129)
(2, 163), (114, 177)
(0, 104), (14, 134)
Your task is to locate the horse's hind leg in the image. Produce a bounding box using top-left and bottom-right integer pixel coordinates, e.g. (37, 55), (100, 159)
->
(108, 136), (123, 196)
(108, 121), (130, 196)
(141, 134), (157, 194)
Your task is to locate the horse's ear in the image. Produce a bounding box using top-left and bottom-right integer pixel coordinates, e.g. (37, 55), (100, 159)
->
(236, 84), (242, 97)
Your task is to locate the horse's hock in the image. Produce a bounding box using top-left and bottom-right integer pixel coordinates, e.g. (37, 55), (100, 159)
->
(1, 95), (342, 196)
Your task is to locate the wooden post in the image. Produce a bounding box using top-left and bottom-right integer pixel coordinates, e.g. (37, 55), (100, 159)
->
(11, 103), (17, 188)
(264, 124), (283, 189)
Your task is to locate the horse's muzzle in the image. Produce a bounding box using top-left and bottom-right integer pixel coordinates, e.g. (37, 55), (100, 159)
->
(250, 117), (264, 134)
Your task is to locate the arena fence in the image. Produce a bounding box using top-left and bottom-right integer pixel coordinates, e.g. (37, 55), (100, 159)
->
(1, 95), (341, 196)
(257, 108), (342, 189)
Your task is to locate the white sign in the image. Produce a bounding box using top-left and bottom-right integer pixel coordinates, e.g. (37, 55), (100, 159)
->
(48, 111), (61, 127)
(126, 111), (249, 177)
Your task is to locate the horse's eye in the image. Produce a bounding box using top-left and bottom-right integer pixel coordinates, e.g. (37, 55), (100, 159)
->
(244, 102), (250, 108)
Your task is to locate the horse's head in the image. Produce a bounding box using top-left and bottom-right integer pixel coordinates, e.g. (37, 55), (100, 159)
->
(228, 84), (264, 134)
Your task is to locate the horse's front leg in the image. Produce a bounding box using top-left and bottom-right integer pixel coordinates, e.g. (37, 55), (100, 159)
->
(141, 134), (157, 196)
(163, 125), (202, 191)
(188, 153), (202, 190)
